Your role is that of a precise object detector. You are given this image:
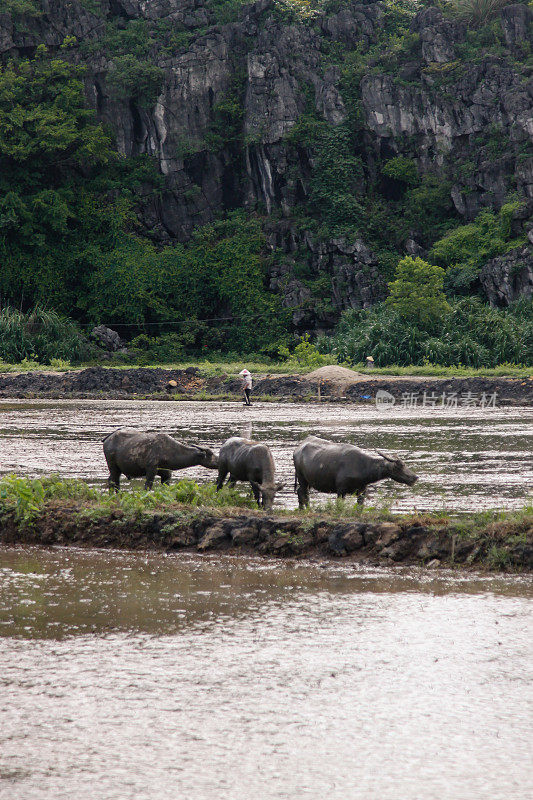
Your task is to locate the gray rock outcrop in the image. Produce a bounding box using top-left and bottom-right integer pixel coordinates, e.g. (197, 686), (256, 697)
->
(2, 0), (532, 326)
(481, 245), (533, 306)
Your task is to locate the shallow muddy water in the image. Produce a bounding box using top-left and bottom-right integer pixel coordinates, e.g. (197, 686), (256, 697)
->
(0, 547), (531, 800)
(0, 399), (531, 511)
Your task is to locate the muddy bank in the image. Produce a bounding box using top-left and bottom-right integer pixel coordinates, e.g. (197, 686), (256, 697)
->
(0, 366), (531, 405)
(1, 505), (531, 571)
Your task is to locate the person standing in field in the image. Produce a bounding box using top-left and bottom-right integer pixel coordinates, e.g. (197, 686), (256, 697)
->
(239, 369), (252, 406)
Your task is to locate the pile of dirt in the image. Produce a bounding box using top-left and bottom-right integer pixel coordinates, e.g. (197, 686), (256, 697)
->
(306, 365), (362, 383)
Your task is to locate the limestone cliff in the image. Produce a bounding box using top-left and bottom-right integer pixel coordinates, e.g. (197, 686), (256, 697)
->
(1, 0), (532, 325)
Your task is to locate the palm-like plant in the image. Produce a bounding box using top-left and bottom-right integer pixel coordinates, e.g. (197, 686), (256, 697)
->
(447, 0), (511, 26)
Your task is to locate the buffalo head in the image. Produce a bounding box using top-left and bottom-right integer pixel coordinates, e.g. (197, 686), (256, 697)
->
(251, 481), (285, 511)
(197, 447), (219, 470)
(377, 451), (418, 486)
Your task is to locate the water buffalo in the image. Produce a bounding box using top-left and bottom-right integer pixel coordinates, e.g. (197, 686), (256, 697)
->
(293, 435), (418, 508)
(103, 428), (218, 491)
(216, 436), (284, 511)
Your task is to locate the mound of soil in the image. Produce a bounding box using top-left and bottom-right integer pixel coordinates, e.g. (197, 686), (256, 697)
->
(306, 365), (362, 383)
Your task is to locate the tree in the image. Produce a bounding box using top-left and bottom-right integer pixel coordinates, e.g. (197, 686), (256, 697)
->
(387, 256), (450, 328)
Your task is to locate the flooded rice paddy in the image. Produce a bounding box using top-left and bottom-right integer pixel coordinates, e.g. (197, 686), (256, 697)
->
(0, 547), (531, 800)
(1, 400), (532, 798)
(0, 399), (531, 511)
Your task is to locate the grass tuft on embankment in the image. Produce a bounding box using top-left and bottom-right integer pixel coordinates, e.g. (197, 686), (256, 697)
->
(0, 474), (256, 524)
(1, 477), (531, 571)
(1, 475), (531, 531)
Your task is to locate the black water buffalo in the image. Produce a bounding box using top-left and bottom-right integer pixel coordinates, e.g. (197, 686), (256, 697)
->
(293, 435), (418, 508)
(103, 428), (218, 491)
(216, 437), (284, 511)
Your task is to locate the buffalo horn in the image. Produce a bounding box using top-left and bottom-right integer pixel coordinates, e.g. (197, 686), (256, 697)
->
(376, 450), (396, 462)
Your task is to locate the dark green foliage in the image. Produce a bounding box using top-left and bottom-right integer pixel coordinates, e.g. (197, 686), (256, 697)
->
(128, 333), (189, 364)
(107, 55), (164, 107)
(0, 49), (111, 164)
(405, 176), (455, 240)
(0, 50), (130, 312)
(387, 256), (450, 328)
(0, 307), (93, 363)
(3, 0), (40, 15)
(83, 213), (289, 352)
(430, 201), (528, 291)
(206, 92), (245, 152)
(309, 124), (365, 228)
(209, 0), (249, 25)
(382, 156), (419, 187)
(327, 297), (533, 367)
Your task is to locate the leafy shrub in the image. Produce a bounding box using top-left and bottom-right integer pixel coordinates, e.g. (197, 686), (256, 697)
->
(326, 296), (532, 367)
(3, 0), (40, 15)
(0, 307), (92, 363)
(107, 55), (164, 107)
(279, 335), (337, 368)
(382, 156), (419, 186)
(128, 333), (187, 364)
(49, 358), (72, 370)
(387, 256), (450, 328)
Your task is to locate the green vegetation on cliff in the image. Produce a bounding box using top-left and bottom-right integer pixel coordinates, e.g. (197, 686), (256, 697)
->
(0, 0), (531, 366)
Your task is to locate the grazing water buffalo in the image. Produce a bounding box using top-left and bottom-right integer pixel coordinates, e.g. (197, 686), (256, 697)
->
(216, 437), (284, 511)
(103, 428), (218, 491)
(293, 435), (418, 508)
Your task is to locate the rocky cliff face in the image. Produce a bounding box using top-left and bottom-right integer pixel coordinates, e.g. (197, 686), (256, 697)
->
(1, 0), (532, 325)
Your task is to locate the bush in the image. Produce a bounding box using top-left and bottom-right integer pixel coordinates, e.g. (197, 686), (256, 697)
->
(0, 306), (93, 363)
(326, 296), (532, 367)
(128, 333), (187, 364)
(382, 156), (419, 187)
(387, 256), (450, 328)
(279, 336), (338, 369)
(107, 55), (164, 107)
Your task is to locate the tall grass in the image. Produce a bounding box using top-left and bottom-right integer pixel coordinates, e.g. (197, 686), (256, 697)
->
(322, 297), (533, 368)
(0, 306), (92, 364)
(447, 0), (510, 25)
(0, 475), (256, 523)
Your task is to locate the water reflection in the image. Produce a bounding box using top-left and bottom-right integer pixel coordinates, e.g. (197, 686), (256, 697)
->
(0, 547), (531, 800)
(1, 547), (531, 639)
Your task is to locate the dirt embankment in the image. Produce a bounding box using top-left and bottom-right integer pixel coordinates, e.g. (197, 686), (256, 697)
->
(0, 366), (531, 405)
(1, 506), (531, 572)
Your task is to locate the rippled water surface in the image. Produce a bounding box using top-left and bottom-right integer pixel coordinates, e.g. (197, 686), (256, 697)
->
(0, 399), (531, 511)
(0, 547), (532, 800)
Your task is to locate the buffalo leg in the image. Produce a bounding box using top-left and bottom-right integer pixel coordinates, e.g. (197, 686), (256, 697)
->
(226, 475), (237, 488)
(216, 467), (228, 491)
(250, 482), (261, 507)
(356, 490), (366, 506)
(158, 469), (172, 485)
(144, 464), (158, 490)
(108, 467), (121, 493)
(296, 475), (310, 509)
